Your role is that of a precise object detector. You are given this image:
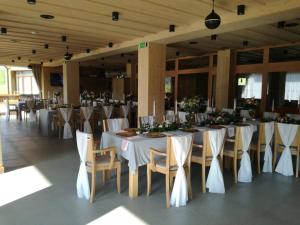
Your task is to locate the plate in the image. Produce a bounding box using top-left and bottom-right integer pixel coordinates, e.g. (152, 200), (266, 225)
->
(116, 132), (137, 137)
(144, 132), (166, 138)
(182, 128), (199, 133)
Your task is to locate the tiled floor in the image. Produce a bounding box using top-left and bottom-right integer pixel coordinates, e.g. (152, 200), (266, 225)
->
(0, 118), (300, 225)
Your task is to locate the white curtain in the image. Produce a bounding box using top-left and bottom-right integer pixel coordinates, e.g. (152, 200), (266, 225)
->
(60, 108), (73, 139)
(103, 106), (113, 119)
(121, 105), (129, 118)
(262, 122), (274, 173)
(140, 116), (155, 127)
(170, 134), (193, 207)
(275, 123), (298, 176)
(81, 107), (94, 134)
(206, 128), (226, 193)
(238, 126), (253, 182)
(107, 118), (129, 132)
(76, 130), (90, 200)
(241, 73), (262, 99)
(284, 73), (300, 101)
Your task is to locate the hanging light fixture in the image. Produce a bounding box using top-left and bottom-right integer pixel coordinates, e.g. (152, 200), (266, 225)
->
(205, 0), (221, 29)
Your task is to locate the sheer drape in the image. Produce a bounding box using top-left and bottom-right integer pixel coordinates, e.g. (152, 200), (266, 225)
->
(60, 108), (73, 139)
(76, 130), (90, 200)
(206, 129), (226, 193)
(81, 107), (94, 134)
(170, 134), (192, 207)
(241, 73), (262, 99)
(31, 64), (42, 97)
(284, 73), (300, 101)
(103, 106), (113, 119)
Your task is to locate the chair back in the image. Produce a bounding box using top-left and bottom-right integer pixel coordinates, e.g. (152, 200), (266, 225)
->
(274, 123), (300, 148)
(222, 108), (234, 114)
(203, 128), (226, 159)
(165, 110), (175, 123)
(166, 135), (193, 169)
(233, 125), (252, 152)
(286, 113), (300, 121)
(139, 115), (155, 127)
(103, 118), (129, 132)
(76, 130), (94, 168)
(263, 112), (279, 120)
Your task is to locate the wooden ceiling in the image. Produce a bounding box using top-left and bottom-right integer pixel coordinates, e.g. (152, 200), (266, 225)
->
(0, 0), (299, 66)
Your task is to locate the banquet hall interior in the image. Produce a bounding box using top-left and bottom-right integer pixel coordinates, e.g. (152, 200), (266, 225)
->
(0, 1), (300, 225)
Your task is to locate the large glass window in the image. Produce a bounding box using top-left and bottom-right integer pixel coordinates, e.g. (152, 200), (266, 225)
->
(236, 73), (262, 99)
(16, 70), (39, 95)
(236, 50), (264, 65)
(0, 66), (8, 94)
(269, 45), (300, 63)
(268, 72), (300, 108)
(178, 56), (209, 70)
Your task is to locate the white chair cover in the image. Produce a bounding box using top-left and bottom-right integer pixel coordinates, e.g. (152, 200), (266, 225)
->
(240, 110), (251, 119)
(286, 113), (300, 121)
(57, 97), (63, 106)
(275, 123), (298, 176)
(60, 108), (73, 139)
(121, 105), (129, 118)
(107, 118), (129, 132)
(206, 107), (216, 113)
(140, 116), (155, 127)
(27, 100), (36, 122)
(195, 113), (207, 123)
(238, 126), (253, 182)
(76, 130), (90, 200)
(165, 110), (175, 123)
(262, 122), (274, 173)
(170, 134), (193, 207)
(206, 128), (226, 193)
(103, 106), (113, 119)
(222, 108), (234, 114)
(263, 112), (279, 120)
(81, 107), (94, 134)
(178, 111), (187, 123)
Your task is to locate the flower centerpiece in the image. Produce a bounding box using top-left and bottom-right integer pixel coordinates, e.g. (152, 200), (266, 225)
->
(179, 96), (201, 125)
(203, 111), (242, 126)
(276, 115), (300, 124)
(239, 97), (259, 118)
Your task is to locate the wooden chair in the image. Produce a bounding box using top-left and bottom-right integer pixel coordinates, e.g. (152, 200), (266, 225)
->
(85, 134), (121, 203)
(147, 136), (193, 208)
(273, 123), (300, 177)
(6, 99), (19, 120)
(223, 125), (252, 183)
(250, 122), (274, 173)
(192, 128), (225, 193)
(79, 107), (95, 133)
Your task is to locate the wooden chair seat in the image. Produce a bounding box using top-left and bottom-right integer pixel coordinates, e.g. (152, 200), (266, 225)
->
(155, 158), (179, 171)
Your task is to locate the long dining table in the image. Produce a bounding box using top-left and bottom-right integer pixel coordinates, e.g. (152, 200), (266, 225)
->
(100, 121), (259, 198)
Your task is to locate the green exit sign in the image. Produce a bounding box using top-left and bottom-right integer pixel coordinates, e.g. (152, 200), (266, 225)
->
(139, 42), (147, 49)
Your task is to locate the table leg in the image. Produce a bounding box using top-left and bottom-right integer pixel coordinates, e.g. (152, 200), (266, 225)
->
(129, 169), (139, 198)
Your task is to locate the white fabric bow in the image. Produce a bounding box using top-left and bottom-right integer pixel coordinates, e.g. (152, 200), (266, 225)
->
(206, 128), (226, 193)
(60, 108), (73, 139)
(262, 122), (274, 173)
(81, 107), (94, 134)
(121, 105), (129, 118)
(170, 134), (192, 207)
(103, 106), (113, 119)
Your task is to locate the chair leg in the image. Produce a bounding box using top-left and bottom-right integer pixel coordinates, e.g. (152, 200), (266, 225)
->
(187, 167), (192, 199)
(273, 145), (277, 171)
(147, 165), (152, 196)
(202, 165), (206, 193)
(165, 174), (170, 208)
(170, 176), (174, 190)
(233, 157), (238, 183)
(116, 166), (121, 193)
(90, 171), (96, 203)
(257, 151), (261, 174)
(296, 150), (299, 178)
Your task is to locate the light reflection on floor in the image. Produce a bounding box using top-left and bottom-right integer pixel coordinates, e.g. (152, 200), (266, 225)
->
(86, 206), (149, 225)
(0, 165), (52, 207)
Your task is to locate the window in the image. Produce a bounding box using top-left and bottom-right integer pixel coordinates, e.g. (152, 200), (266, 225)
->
(16, 70), (39, 95)
(268, 72), (300, 108)
(269, 45), (300, 63)
(236, 50), (264, 65)
(0, 66), (8, 94)
(178, 56), (209, 70)
(236, 73), (262, 99)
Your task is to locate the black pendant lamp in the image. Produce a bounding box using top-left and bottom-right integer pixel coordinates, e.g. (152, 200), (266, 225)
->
(205, 0), (221, 29)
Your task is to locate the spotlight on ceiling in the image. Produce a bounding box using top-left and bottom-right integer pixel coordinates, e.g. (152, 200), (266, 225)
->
(27, 0), (36, 4)
(32, 49), (36, 54)
(61, 35), (67, 42)
(44, 43), (49, 49)
(40, 14), (55, 20)
(108, 42), (113, 48)
(211, 34), (217, 40)
(205, 0), (221, 29)
(277, 21), (285, 29)
(86, 48), (90, 53)
(112, 11), (119, 21)
(12, 59), (15, 63)
(243, 40), (248, 47)
(0, 27), (7, 34)
(176, 51), (180, 56)
(169, 24), (175, 32)
(237, 5), (245, 15)
(50, 59), (53, 62)
(18, 56), (21, 60)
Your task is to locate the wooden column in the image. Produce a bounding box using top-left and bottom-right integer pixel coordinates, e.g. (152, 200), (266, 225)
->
(63, 62), (80, 105)
(215, 49), (232, 110)
(112, 78), (124, 100)
(138, 42), (166, 122)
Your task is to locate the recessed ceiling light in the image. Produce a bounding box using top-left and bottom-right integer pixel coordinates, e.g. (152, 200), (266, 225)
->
(18, 56), (21, 60)
(44, 43), (49, 49)
(27, 0), (36, 5)
(11, 59), (15, 63)
(169, 24), (175, 32)
(211, 34), (217, 40)
(31, 31), (37, 35)
(40, 14), (55, 20)
(49, 59), (53, 62)
(112, 12), (119, 21)
(237, 5), (245, 15)
(0, 27), (7, 34)
(32, 49), (36, 54)
(108, 42), (113, 48)
(61, 35), (67, 42)
(86, 48), (90, 53)
(189, 41), (198, 45)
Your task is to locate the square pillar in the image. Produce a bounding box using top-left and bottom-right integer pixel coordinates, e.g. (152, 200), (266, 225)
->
(215, 49), (233, 110)
(63, 62), (80, 105)
(112, 78), (124, 100)
(138, 42), (166, 122)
